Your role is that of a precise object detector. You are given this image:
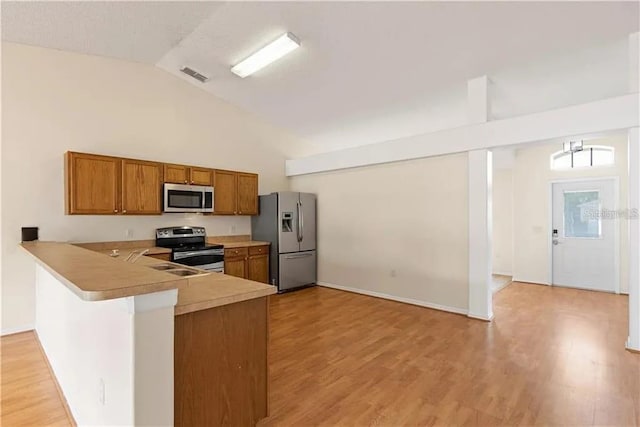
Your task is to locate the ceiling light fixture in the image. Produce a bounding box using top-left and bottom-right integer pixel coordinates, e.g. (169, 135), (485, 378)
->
(231, 32), (300, 78)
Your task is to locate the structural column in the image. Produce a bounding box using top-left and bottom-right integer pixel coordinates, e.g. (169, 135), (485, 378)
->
(467, 76), (493, 321)
(468, 149), (494, 320)
(628, 127), (640, 352)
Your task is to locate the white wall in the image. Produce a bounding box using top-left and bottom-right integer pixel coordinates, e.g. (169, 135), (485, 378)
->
(290, 153), (469, 313)
(35, 264), (176, 426)
(492, 168), (513, 275)
(1, 42), (311, 333)
(512, 135), (629, 292)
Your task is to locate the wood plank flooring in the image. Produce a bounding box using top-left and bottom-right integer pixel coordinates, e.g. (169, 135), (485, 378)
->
(2, 282), (638, 426)
(1, 331), (73, 426)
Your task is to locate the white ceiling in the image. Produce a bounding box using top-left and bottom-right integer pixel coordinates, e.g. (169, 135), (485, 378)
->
(3, 2), (638, 153)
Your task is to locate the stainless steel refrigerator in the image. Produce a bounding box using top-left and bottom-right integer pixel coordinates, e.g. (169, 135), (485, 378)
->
(251, 192), (316, 292)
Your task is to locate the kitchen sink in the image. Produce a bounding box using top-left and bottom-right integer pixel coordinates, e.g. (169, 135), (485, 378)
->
(166, 269), (200, 277)
(149, 264), (176, 271)
(148, 263), (207, 277)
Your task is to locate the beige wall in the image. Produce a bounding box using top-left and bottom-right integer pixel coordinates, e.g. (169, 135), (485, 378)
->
(290, 153), (469, 312)
(492, 168), (514, 275)
(1, 42), (311, 332)
(512, 135), (629, 292)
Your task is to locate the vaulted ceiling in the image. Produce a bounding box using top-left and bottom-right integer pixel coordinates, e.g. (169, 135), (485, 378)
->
(3, 1), (638, 153)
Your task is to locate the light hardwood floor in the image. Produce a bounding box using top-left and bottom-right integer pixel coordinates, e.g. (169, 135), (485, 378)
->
(2, 283), (638, 426)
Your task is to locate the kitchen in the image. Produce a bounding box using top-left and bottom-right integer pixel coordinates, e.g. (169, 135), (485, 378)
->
(19, 150), (318, 426)
(2, 2), (639, 426)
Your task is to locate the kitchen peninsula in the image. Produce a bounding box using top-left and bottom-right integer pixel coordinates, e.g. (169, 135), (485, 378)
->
(21, 241), (275, 427)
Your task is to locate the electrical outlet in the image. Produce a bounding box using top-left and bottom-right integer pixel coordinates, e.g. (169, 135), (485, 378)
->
(125, 229), (133, 239)
(390, 269), (397, 278)
(230, 225), (237, 234)
(98, 378), (105, 405)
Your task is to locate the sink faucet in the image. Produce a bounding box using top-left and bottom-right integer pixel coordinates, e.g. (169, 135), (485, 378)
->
(125, 249), (150, 263)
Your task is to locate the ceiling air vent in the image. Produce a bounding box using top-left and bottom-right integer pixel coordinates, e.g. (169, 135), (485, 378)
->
(180, 66), (209, 83)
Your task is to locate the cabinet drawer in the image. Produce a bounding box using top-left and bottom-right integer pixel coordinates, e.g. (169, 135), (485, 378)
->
(249, 245), (269, 256)
(225, 247), (248, 259)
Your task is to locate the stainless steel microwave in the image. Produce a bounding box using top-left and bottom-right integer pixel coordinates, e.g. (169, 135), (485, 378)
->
(163, 183), (214, 213)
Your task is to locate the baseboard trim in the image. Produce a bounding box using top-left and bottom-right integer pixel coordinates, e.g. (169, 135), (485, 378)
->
(1, 324), (34, 336)
(317, 282), (468, 316)
(34, 331), (77, 427)
(512, 278), (549, 286)
(492, 271), (512, 277)
(468, 312), (494, 322)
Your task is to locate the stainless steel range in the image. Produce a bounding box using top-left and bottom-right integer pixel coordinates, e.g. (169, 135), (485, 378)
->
(155, 226), (224, 273)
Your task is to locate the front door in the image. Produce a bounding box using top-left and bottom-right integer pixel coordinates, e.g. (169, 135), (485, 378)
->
(551, 179), (616, 292)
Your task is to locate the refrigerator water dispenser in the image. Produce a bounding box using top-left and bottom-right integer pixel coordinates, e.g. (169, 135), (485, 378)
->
(282, 212), (293, 232)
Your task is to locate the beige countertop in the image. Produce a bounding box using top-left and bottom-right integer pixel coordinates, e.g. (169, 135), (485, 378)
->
(209, 240), (271, 249)
(21, 242), (276, 314)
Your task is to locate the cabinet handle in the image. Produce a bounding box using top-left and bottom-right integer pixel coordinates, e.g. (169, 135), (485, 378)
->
(184, 180), (188, 184)
(123, 210), (127, 213)
(114, 209), (118, 213)
(239, 211), (242, 214)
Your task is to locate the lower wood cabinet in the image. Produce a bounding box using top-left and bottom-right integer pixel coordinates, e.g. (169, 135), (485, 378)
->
(225, 245), (269, 283)
(174, 297), (268, 426)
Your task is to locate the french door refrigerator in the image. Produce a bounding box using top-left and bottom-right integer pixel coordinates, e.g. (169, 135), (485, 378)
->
(251, 192), (316, 292)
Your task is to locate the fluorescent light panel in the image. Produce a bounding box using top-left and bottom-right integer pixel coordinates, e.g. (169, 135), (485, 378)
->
(231, 32), (300, 78)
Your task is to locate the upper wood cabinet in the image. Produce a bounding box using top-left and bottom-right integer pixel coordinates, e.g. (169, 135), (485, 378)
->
(213, 170), (258, 215)
(189, 167), (213, 186)
(65, 151), (258, 216)
(121, 159), (162, 215)
(164, 164), (213, 186)
(65, 152), (161, 215)
(213, 170), (238, 215)
(66, 152), (121, 215)
(163, 164), (189, 184)
(237, 173), (258, 215)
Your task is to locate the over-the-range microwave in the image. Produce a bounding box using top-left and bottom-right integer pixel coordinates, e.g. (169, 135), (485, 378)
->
(163, 183), (214, 213)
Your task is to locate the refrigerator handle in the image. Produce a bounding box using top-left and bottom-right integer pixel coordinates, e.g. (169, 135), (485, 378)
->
(296, 201), (302, 242)
(299, 201), (304, 242)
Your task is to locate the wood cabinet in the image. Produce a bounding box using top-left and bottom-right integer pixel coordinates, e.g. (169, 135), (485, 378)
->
(65, 151), (257, 216)
(164, 164), (213, 186)
(121, 159), (162, 215)
(66, 152), (161, 215)
(224, 245), (270, 284)
(175, 297), (268, 426)
(237, 173), (259, 215)
(213, 170), (238, 214)
(213, 170), (258, 215)
(66, 152), (121, 214)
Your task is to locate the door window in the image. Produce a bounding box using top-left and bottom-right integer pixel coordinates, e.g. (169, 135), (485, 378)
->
(563, 190), (601, 238)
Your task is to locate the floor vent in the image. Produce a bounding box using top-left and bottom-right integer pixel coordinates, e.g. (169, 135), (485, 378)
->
(180, 67), (209, 83)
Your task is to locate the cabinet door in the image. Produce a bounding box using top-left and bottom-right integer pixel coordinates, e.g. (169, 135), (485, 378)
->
(163, 164), (189, 184)
(237, 173), (258, 215)
(189, 167), (213, 186)
(66, 152), (120, 214)
(225, 257), (247, 278)
(248, 255), (269, 284)
(121, 159), (162, 215)
(213, 170), (237, 214)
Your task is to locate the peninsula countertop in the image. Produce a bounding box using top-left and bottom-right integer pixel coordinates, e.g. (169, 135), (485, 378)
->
(21, 241), (276, 314)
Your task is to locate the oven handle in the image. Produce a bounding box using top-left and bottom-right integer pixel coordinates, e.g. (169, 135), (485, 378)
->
(173, 249), (223, 259)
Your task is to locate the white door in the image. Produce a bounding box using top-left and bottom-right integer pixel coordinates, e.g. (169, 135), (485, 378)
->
(551, 179), (616, 292)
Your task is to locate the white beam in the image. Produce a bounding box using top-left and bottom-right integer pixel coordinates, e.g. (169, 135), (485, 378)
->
(467, 76), (489, 124)
(286, 94), (639, 176)
(468, 149), (493, 321)
(628, 127), (640, 352)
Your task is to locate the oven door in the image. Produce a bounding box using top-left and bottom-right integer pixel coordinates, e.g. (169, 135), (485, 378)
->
(172, 248), (224, 272)
(164, 184), (214, 213)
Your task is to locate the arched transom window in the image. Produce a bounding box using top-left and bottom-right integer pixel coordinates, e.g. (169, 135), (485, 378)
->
(550, 145), (615, 170)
